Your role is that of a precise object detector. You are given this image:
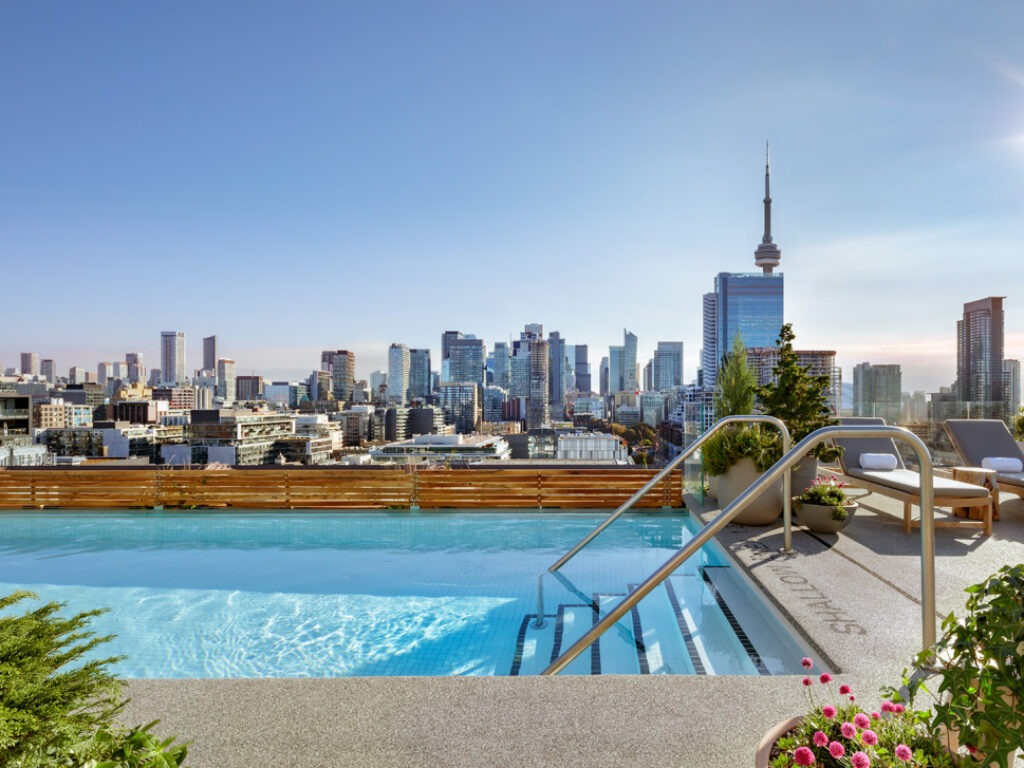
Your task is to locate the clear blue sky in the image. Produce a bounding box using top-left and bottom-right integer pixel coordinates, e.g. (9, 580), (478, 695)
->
(3, 1), (1023, 391)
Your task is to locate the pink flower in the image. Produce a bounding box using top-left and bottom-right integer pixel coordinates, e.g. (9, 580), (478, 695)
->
(812, 731), (828, 747)
(881, 700), (894, 713)
(828, 741), (845, 758)
(801, 657), (813, 669)
(893, 703), (905, 714)
(851, 751), (870, 768)
(966, 745), (978, 755)
(848, 695), (856, 702)
(861, 729), (878, 746)
(840, 722), (856, 739)
(822, 705), (837, 719)
(802, 677), (812, 686)
(854, 713), (870, 729)
(794, 746), (816, 766)
(819, 673), (833, 684)
(839, 684), (852, 695)
(870, 712), (880, 720)
(894, 744), (912, 762)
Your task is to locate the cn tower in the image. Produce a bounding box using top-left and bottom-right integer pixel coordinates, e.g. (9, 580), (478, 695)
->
(753, 142), (782, 275)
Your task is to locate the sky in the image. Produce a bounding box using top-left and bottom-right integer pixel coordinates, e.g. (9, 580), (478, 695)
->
(2, 1), (1023, 392)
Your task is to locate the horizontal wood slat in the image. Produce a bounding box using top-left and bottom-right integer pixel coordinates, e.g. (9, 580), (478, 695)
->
(0, 467), (682, 510)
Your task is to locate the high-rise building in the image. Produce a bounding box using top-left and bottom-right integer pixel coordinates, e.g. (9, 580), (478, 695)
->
(112, 362), (128, 380)
(754, 143), (782, 276)
(956, 297), (1005, 412)
(160, 331), (186, 386)
(482, 385), (507, 422)
(492, 342), (510, 390)
(1004, 359), (1021, 415)
(599, 356), (609, 396)
(446, 338), (485, 387)
(40, 359), (56, 383)
(748, 347), (842, 416)
(574, 345), (591, 393)
(509, 350), (530, 398)
(439, 382), (480, 434)
(441, 331), (464, 361)
(20, 353), (39, 376)
(236, 375), (264, 402)
(308, 369), (332, 401)
(608, 346), (624, 394)
(97, 363), (112, 386)
(321, 350), (355, 402)
(203, 336), (217, 372)
(216, 358), (236, 403)
(653, 342), (684, 391)
(68, 366), (87, 385)
(852, 363), (903, 424)
(409, 349), (432, 400)
(126, 352), (145, 384)
(701, 292), (719, 388)
(527, 339), (550, 429)
(547, 331), (566, 419)
(623, 330), (638, 393)
(387, 344), (411, 404)
(369, 370), (387, 399)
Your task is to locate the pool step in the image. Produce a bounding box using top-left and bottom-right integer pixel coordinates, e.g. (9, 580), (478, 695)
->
(511, 570), (777, 676)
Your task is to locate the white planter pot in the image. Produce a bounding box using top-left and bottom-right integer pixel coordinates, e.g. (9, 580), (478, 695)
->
(715, 457), (783, 525)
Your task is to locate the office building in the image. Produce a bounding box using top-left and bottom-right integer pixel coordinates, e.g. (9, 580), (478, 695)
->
(321, 350), (356, 402)
(160, 331), (186, 386)
(608, 346), (623, 394)
(527, 339), (549, 430)
(509, 351), (530, 398)
(126, 352), (145, 384)
(482, 385), (507, 423)
(369, 370), (387, 399)
(235, 375), (264, 402)
(439, 382), (480, 434)
(40, 359), (56, 383)
(653, 342), (683, 391)
(573, 345), (591, 393)
(97, 363), (112, 386)
(623, 330), (638, 393)
(446, 338), (485, 388)
(409, 348), (432, 400)
(203, 336), (217, 372)
(112, 362), (128, 380)
(216, 358), (236, 403)
(492, 342), (510, 390)
(747, 347), (842, 416)
(441, 331), (464, 361)
(68, 366), (87, 385)
(20, 353), (39, 376)
(701, 293), (719, 387)
(0, 390), (32, 434)
(388, 343), (411, 404)
(956, 296), (1005, 411)
(852, 363), (903, 424)
(1003, 359), (1021, 415)
(548, 331), (566, 419)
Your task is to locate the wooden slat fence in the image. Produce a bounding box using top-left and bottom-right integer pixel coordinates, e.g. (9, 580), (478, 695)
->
(0, 467), (682, 510)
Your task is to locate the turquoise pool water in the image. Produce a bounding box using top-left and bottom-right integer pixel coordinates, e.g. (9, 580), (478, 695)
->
(0, 511), (814, 677)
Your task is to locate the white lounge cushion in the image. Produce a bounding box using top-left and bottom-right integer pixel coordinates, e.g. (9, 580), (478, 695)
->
(846, 468), (990, 498)
(982, 457), (1023, 473)
(859, 453), (898, 471)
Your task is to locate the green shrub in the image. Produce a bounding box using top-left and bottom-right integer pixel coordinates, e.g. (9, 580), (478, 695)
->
(702, 424), (781, 476)
(0, 591), (189, 767)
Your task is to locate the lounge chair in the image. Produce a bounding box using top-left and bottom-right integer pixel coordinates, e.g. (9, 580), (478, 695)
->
(833, 417), (992, 535)
(944, 419), (1024, 501)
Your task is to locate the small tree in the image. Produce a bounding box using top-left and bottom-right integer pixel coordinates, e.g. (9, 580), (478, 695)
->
(756, 323), (841, 462)
(714, 331), (756, 418)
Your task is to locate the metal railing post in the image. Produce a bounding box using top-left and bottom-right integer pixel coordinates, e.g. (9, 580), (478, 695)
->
(540, 425), (937, 675)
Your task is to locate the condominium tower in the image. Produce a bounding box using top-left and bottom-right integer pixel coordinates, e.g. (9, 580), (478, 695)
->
(956, 296), (1005, 410)
(160, 331), (186, 386)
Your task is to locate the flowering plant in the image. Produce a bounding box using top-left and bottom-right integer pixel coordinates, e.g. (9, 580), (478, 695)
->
(770, 658), (961, 767)
(794, 476), (853, 521)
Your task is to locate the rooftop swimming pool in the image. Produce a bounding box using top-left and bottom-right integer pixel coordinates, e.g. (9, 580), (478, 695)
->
(0, 511), (817, 677)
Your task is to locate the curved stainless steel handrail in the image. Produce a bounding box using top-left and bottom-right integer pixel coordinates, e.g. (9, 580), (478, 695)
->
(532, 415), (791, 628)
(541, 425), (936, 674)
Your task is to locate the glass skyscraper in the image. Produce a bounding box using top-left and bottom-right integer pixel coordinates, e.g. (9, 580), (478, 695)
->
(714, 272), (784, 355)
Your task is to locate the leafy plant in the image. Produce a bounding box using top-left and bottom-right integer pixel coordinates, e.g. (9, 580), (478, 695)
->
(907, 564), (1024, 768)
(702, 423), (780, 476)
(1014, 406), (1024, 441)
(0, 591), (189, 767)
(771, 659), (960, 767)
(794, 476), (852, 521)
(757, 323), (842, 463)
(714, 330), (756, 418)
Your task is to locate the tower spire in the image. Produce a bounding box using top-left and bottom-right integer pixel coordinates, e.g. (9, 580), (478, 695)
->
(754, 141), (781, 274)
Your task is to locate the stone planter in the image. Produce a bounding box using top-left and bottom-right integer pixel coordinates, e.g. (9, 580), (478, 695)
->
(789, 456), (818, 497)
(754, 716), (802, 768)
(706, 473), (718, 501)
(795, 501), (858, 534)
(715, 457), (783, 525)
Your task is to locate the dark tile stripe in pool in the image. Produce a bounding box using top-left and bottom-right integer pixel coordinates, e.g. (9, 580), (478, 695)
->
(701, 566), (770, 676)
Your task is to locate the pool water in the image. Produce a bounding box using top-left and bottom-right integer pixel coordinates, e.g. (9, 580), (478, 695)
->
(0, 511), (815, 677)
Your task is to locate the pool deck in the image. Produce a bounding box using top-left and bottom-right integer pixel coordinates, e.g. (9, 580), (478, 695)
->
(122, 490), (1024, 767)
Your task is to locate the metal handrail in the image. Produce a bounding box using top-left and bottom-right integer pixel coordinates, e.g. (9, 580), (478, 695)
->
(541, 425), (937, 675)
(532, 414), (791, 629)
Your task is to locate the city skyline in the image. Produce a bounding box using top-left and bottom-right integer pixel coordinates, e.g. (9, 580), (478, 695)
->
(3, 3), (1024, 391)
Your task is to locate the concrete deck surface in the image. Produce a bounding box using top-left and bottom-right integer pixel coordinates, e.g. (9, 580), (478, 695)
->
(122, 491), (1024, 767)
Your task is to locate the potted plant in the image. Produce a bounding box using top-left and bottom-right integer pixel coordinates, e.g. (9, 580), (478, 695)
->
(757, 323), (843, 496)
(1013, 406), (1024, 453)
(703, 331), (783, 523)
(756, 660), (960, 767)
(793, 475), (858, 534)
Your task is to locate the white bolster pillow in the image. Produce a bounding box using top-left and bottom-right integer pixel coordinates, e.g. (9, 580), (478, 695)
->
(982, 457), (1023, 473)
(859, 453), (898, 470)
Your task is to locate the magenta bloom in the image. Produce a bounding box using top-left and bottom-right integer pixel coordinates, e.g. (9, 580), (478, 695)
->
(861, 729), (878, 746)
(851, 751), (870, 768)
(819, 673), (832, 684)
(812, 731), (828, 747)
(838, 684), (851, 695)
(793, 746), (816, 766)
(828, 741), (845, 758)
(840, 722), (856, 739)
(893, 703), (905, 714)
(870, 712), (880, 720)
(894, 744), (912, 762)
(822, 705), (837, 719)
(802, 677), (812, 686)
(881, 700), (894, 713)
(854, 713), (870, 729)
(849, 695), (856, 702)
(801, 657), (813, 669)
